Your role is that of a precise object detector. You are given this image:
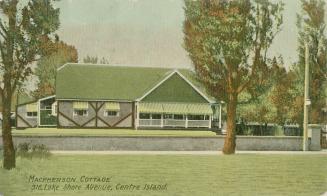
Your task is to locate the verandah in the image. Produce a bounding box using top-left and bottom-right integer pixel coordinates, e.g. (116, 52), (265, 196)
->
(136, 102), (215, 128)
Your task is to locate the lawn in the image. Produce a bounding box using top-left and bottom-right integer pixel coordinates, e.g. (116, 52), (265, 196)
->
(0, 154), (326, 196)
(8, 128), (217, 137)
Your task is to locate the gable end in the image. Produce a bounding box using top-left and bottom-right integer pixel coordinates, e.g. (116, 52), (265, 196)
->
(140, 72), (210, 103)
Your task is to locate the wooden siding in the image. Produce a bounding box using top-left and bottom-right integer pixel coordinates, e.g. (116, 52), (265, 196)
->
(16, 104), (38, 128)
(58, 101), (133, 128)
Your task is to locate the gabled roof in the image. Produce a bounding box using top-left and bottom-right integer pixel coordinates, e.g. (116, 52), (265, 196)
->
(56, 63), (216, 102)
(139, 71), (212, 103)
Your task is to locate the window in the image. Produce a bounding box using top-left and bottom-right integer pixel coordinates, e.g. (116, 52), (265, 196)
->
(187, 115), (209, 120)
(105, 102), (120, 111)
(164, 114), (173, 119)
(26, 112), (37, 118)
(105, 110), (119, 117)
(140, 113), (150, 119)
(164, 114), (184, 120)
(151, 114), (162, 119)
(73, 109), (88, 117)
(44, 105), (52, 110)
(173, 114), (184, 120)
(26, 102), (37, 118)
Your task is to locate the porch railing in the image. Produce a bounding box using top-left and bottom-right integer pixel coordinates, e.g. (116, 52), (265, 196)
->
(188, 120), (210, 128)
(164, 119), (186, 127)
(138, 119), (210, 128)
(139, 119), (161, 127)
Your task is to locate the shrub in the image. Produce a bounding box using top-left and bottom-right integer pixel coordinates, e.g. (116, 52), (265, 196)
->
(16, 142), (51, 159)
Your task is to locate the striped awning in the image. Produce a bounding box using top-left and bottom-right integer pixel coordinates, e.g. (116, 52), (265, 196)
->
(139, 103), (212, 115)
(189, 104), (213, 115)
(105, 102), (120, 111)
(26, 103), (38, 112)
(138, 102), (163, 113)
(73, 101), (88, 109)
(162, 103), (189, 114)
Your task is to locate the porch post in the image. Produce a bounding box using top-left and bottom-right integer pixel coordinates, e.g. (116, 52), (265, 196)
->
(160, 114), (163, 128)
(209, 115), (212, 129)
(37, 99), (41, 127)
(219, 103), (222, 129)
(135, 102), (139, 130)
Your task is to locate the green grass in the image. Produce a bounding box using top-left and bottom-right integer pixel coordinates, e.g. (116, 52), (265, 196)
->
(7, 128), (217, 137)
(0, 155), (326, 196)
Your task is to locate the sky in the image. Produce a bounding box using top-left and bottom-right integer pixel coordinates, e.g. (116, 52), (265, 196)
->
(55, 0), (327, 69)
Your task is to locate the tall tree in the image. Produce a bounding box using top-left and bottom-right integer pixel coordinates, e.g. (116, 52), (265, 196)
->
(0, 0), (59, 169)
(33, 41), (78, 99)
(293, 0), (327, 124)
(269, 60), (296, 125)
(184, 0), (283, 154)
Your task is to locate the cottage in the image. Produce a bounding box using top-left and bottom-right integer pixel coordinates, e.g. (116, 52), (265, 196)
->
(16, 64), (222, 129)
(16, 95), (57, 128)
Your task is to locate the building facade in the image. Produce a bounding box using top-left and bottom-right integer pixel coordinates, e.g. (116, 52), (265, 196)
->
(17, 64), (222, 129)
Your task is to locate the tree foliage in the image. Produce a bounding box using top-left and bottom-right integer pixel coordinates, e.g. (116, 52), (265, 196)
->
(269, 60), (296, 125)
(237, 58), (293, 124)
(293, 0), (327, 124)
(184, 0), (284, 154)
(0, 0), (60, 169)
(33, 41), (78, 99)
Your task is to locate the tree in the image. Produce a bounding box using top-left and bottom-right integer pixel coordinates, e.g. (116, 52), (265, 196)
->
(184, 0), (283, 154)
(83, 55), (109, 64)
(33, 41), (78, 99)
(237, 58), (299, 135)
(83, 55), (98, 64)
(99, 57), (109, 64)
(269, 59), (296, 125)
(237, 57), (280, 124)
(293, 0), (327, 124)
(0, 0), (59, 169)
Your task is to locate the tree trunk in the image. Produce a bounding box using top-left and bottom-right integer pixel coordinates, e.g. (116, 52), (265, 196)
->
(223, 93), (238, 154)
(2, 89), (15, 169)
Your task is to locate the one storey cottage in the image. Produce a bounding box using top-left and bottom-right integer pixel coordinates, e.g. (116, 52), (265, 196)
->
(16, 64), (222, 129)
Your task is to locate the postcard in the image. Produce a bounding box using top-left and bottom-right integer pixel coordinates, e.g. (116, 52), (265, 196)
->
(0, 0), (326, 195)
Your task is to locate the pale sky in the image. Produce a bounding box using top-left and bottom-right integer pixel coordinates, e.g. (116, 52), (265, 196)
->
(55, 0), (327, 68)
